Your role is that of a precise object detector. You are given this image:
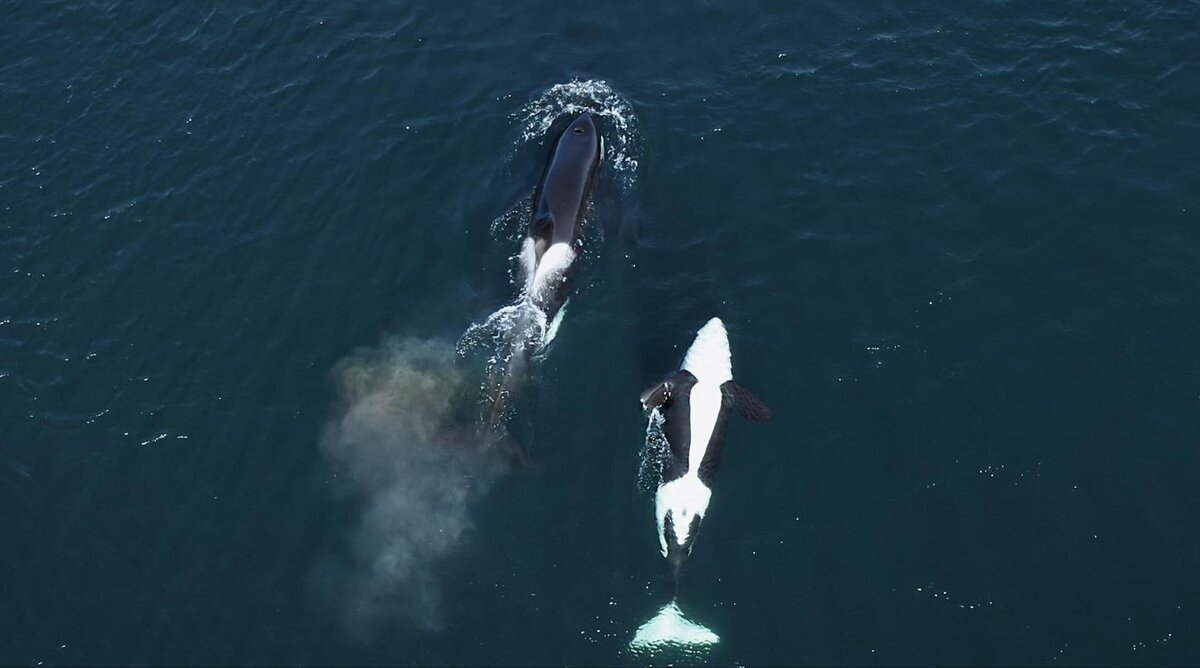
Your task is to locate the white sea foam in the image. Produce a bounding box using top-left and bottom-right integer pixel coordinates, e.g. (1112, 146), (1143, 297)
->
(458, 300), (548, 367)
(456, 295), (552, 430)
(518, 237), (536, 290)
(629, 601), (720, 653)
(488, 197), (532, 240)
(638, 407), (669, 494)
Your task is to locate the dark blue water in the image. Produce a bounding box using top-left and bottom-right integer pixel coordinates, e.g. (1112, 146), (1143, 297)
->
(4, 1), (1200, 665)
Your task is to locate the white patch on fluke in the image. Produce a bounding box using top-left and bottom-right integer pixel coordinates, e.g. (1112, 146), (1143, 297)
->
(629, 601), (720, 651)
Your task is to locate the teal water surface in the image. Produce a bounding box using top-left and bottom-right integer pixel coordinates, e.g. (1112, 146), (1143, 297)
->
(3, 1), (1200, 665)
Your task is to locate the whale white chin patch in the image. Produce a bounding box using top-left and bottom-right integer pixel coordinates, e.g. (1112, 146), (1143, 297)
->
(681, 317), (731, 384)
(655, 475), (712, 556)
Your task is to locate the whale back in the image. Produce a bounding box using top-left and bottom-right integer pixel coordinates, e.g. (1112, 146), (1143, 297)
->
(529, 113), (601, 253)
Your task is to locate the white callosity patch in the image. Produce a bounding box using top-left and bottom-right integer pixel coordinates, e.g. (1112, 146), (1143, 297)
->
(654, 475), (712, 555)
(629, 601), (720, 652)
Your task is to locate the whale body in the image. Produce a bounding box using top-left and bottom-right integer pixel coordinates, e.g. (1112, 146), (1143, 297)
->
(640, 317), (771, 574)
(484, 113), (601, 433)
(519, 112), (601, 319)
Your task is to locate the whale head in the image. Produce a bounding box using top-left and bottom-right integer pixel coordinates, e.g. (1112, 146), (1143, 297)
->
(565, 111), (597, 140)
(681, 317), (732, 384)
(556, 112), (601, 165)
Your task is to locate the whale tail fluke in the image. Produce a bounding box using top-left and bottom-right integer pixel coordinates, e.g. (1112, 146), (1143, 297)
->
(628, 601), (720, 654)
(482, 346), (528, 433)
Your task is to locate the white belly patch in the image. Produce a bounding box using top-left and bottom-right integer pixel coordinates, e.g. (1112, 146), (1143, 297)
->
(686, 382), (721, 472)
(655, 474), (712, 554)
(530, 242), (574, 301)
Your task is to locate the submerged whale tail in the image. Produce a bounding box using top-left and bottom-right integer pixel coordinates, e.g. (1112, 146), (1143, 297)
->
(478, 299), (545, 444)
(483, 336), (530, 434)
(672, 559), (681, 599)
(630, 558), (718, 653)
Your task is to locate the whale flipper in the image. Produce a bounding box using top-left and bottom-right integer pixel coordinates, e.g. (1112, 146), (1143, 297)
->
(640, 370), (695, 410)
(721, 381), (772, 422)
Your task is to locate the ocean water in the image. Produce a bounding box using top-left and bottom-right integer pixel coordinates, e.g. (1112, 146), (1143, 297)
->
(3, 1), (1199, 665)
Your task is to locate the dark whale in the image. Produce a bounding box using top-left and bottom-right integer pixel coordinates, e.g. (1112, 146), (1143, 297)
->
(520, 111), (601, 318)
(484, 113), (601, 433)
(640, 317), (771, 582)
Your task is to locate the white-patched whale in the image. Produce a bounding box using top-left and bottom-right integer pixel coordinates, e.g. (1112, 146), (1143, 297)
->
(641, 317), (771, 576)
(485, 113), (602, 432)
(630, 317), (770, 651)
